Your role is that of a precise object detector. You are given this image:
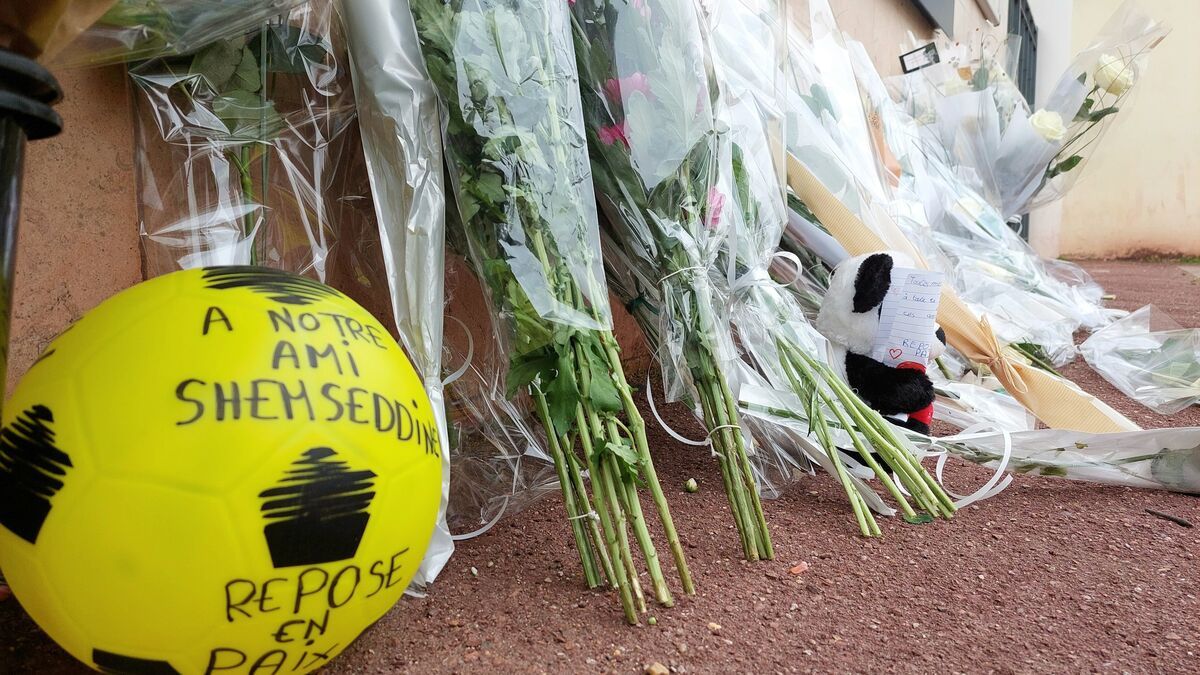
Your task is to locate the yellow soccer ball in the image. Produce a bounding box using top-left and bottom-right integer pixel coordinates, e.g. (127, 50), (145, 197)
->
(0, 267), (442, 674)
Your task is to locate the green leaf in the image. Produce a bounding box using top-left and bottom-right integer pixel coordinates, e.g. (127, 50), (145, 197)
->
(411, 0), (458, 56)
(474, 172), (506, 206)
(190, 39), (243, 91)
(1088, 106), (1119, 123)
(605, 440), (641, 473)
(1047, 154), (1083, 179)
(1038, 466), (1068, 478)
(259, 24), (331, 74)
(545, 356), (581, 438)
(507, 349), (557, 399)
(229, 46), (261, 94)
(903, 513), (935, 525)
(212, 90), (281, 137)
(1075, 97), (1095, 122)
(971, 65), (990, 92)
(583, 342), (622, 413)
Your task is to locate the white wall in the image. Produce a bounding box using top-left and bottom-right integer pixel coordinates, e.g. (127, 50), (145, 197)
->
(1059, 0), (1200, 257)
(1026, 0), (1074, 258)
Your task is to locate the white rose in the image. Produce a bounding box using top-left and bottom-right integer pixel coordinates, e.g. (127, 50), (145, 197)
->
(1029, 109), (1067, 143)
(1095, 53), (1135, 96)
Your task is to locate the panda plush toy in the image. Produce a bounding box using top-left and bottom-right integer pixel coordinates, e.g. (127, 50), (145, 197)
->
(816, 250), (946, 435)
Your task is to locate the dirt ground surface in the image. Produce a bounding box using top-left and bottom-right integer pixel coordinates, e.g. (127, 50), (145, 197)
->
(1, 260), (1198, 674)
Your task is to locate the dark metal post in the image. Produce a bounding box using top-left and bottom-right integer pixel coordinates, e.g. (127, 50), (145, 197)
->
(0, 51), (63, 408)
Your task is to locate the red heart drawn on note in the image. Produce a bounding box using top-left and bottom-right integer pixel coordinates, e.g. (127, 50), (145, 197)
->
(888, 348), (903, 360)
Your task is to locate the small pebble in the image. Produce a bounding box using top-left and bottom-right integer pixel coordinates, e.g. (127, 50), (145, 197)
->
(645, 663), (669, 675)
(470, 566), (478, 577)
(707, 622), (722, 633)
(789, 562), (810, 575)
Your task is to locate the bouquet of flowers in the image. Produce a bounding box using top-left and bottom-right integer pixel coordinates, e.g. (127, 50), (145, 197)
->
(1081, 305), (1200, 415)
(410, 0), (691, 623)
(130, 0), (392, 322)
(891, 1), (1169, 219)
(932, 426), (1200, 496)
(571, 0), (777, 557)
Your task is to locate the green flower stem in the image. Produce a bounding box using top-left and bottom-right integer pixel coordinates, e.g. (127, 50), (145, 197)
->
(568, 318), (660, 610)
(231, 145), (258, 265)
(569, 0), (769, 564)
(600, 332), (695, 595)
(680, 271), (772, 560)
(704, 371), (766, 558)
(563, 439), (615, 583)
(835, 370), (947, 504)
(713, 366), (774, 558)
(578, 406), (639, 624)
(864, 407), (957, 515)
(541, 23), (688, 608)
(603, 455), (646, 614)
(533, 387), (602, 588)
(789, 346), (919, 518)
(608, 417), (673, 606)
(783, 340), (957, 522)
(695, 374), (754, 556)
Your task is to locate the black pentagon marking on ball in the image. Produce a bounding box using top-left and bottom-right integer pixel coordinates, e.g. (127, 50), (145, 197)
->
(0, 405), (72, 544)
(202, 266), (340, 306)
(93, 649), (181, 674)
(259, 447), (377, 568)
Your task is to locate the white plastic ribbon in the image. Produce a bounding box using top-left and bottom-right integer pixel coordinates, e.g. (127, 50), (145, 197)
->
(441, 315), (474, 386)
(645, 374), (713, 447)
(932, 422), (1014, 507)
(450, 495), (510, 542)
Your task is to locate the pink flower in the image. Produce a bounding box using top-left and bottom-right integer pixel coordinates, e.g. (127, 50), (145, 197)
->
(598, 121), (630, 148)
(603, 71), (653, 102)
(704, 187), (725, 229)
(568, 0), (576, 5)
(631, 0), (651, 19)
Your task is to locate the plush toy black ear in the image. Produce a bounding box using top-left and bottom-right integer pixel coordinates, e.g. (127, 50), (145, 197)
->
(852, 253), (893, 313)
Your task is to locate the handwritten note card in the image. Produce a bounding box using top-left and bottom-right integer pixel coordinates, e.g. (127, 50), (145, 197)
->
(871, 267), (944, 368)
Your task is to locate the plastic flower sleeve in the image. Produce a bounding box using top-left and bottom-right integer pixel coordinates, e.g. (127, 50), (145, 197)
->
(931, 426), (1200, 495)
(339, 0), (454, 586)
(1080, 305), (1200, 415)
(132, 0), (393, 320)
(441, 261), (559, 538)
(707, 0), (830, 497)
(932, 381), (1037, 433)
(54, 0), (307, 67)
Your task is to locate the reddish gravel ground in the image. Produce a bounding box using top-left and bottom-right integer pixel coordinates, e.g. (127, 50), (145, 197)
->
(1, 260), (1198, 674)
